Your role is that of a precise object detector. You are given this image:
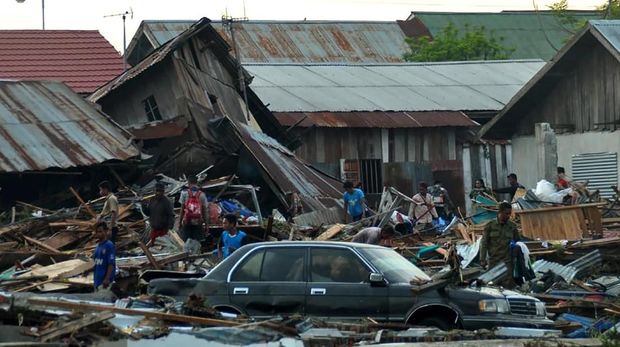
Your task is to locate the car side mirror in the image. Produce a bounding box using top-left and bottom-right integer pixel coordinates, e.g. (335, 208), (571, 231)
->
(369, 273), (385, 284)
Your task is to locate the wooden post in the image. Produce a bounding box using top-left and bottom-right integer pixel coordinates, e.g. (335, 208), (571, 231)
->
(69, 187), (97, 218)
(28, 298), (241, 327)
(264, 216), (274, 241)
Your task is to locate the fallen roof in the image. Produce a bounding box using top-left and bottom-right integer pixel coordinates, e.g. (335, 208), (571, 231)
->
(125, 19), (412, 65)
(274, 111), (478, 128)
(210, 118), (343, 211)
(0, 30), (124, 94)
(409, 11), (601, 60)
(479, 20), (620, 138)
(244, 60), (544, 113)
(0, 80), (140, 173)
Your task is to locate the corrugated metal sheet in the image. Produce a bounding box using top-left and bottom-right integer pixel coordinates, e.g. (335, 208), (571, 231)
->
(128, 20), (409, 64)
(211, 117), (342, 211)
(244, 61), (544, 112)
(411, 11), (600, 60)
(0, 80), (139, 173)
(591, 20), (620, 56)
(274, 111), (478, 128)
(571, 152), (618, 198)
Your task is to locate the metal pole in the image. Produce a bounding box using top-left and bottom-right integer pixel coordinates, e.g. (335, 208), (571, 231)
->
(122, 12), (127, 70)
(41, 0), (45, 30)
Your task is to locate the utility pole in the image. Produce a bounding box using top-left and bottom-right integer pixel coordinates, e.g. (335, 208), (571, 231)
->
(223, 15), (250, 121)
(104, 8), (134, 71)
(15, 0), (44, 29)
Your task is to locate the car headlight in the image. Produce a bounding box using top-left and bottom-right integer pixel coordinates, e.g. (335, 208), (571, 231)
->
(478, 299), (510, 313)
(535, 301), (546, 316)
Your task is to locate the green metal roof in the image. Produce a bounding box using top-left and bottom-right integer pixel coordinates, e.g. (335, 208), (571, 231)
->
(412, 11), (601, 60)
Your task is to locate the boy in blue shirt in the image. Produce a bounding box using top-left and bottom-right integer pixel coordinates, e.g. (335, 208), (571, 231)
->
(93, 222), (115, 291)
(342, 181), (366, 223)
(218, 214), (247, 259)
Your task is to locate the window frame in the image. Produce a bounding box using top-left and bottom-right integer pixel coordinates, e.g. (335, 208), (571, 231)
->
(229, 249), (265, 282)
(309, 247), (372, 283)
(142, 95), (163, 122)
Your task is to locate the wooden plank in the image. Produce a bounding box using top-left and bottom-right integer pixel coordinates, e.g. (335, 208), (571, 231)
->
(514, 202), (607, 214)
(315, 224), (345, 241)
(23, 236), (63, 255)
(28, 298), (241, 327)
(168, 230), (185, 249)
(39, 311), (115, 342)
(138, 241), (161, 270)
(69, 187), (96, 218)
(46, 231), (88, 250)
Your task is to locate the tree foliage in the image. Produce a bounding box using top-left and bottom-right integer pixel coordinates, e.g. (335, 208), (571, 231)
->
(549, 0), (620, 34)
(403, 22), (515, 62)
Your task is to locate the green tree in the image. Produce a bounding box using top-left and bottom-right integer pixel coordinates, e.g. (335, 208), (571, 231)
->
(549, 0), (620, 34)
(403, 22), (515, 62)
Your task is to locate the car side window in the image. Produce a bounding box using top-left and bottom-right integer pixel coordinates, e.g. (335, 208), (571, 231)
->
(310, 248), (370, 283)
(259, 248), (306, 282)
(231, 250), (265, 282)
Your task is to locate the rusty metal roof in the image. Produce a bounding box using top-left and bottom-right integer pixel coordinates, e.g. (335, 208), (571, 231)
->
(274, 111), (478, 128)
(210, 117), (342, 211)
(0, 80), (140, 173)
(245, 60), (544, 112)
(126, 20), (410, 66)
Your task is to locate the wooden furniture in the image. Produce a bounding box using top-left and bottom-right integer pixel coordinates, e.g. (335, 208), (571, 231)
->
(514, 203), (604, 240)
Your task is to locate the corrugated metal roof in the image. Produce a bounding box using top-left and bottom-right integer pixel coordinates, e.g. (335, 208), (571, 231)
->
(0, 30), (124, 94)
(244, 60), (544, 112)
(0, 80), (140, 173)
(126, 20), (410, 65)
(411, 11), (600, 60)
(590, 20), (620, 54)
(274, 111), (478, 128)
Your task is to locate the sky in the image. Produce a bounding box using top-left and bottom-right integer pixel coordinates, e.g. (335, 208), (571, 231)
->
(1, 0), (604, 53)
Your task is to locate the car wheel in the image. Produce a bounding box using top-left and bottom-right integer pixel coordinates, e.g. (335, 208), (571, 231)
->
(417, 317), (453, 331)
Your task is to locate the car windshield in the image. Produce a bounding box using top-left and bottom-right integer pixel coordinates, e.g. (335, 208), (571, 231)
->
(358, 247), (431, 284)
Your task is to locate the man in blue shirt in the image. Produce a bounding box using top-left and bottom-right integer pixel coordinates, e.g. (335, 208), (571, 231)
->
(94, 222), (115, 291)
(218, 214), (247, 259)
(343, 181), (366, 223)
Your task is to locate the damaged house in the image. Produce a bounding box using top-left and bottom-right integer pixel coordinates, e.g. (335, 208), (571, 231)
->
(89, 18), (342, 212)
(0, 80), (140, 209)
(480, 20), (620, 197)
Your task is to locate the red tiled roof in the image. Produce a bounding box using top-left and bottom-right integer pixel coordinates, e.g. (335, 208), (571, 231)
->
(0, 30), (124, 94)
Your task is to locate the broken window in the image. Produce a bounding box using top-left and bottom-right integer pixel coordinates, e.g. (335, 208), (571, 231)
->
(310, 248), (369, 283)
(142, 95), (162, 122)
(231, 250), (264, 282)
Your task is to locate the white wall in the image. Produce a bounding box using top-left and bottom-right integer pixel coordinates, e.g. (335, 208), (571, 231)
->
(511, 131), (620, 189)
(557, 131), (620, 182)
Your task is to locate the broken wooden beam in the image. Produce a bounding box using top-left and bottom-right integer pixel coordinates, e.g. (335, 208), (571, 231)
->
(28, 298), (241, 327)
(23, 236), (63, 255)
(69, 187), (96, 218)
(39, 311), (115, 342)
(138, 241), (162, 270)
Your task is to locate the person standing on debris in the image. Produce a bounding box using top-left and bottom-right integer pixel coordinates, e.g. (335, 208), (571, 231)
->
(556, 167), (570, 190)
(470, 178), (494, 200)
(146, 182), (175, 245)
(429, 181), (454, 220)
(97, 181), (119, 243)
(409, 182), (438, 232)
(94, 222), (115, 292)
(219, 214), (247, 259)
(351, 225), (395, 245)
(480, 202), (521, 286)
(494, 173), (525, 201)
(179, 175), (209, 244)
(343, 181), (366, 223)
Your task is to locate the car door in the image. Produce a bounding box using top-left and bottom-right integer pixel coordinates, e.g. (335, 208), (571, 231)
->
(305, 247), (388, 320)
(228, 246), (307, 318)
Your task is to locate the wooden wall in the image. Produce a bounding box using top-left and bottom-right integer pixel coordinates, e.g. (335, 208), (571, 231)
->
(516, 42), (620, 136)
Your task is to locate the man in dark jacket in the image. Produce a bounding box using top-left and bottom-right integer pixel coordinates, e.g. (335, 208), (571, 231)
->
(146, 182), (175, 245)
(494, 173), (525, 201)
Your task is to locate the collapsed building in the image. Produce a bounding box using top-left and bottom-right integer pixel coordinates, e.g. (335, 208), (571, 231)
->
(88, 18), (342, 213)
